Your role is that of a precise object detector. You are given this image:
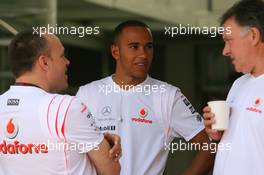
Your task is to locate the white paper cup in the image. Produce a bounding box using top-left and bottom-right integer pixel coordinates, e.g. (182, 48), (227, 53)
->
(207, 100), (230, 130)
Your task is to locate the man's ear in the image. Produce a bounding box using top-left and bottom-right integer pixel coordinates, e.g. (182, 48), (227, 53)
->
(37, 55), (49, 71)
(111, 44), (120, 61)
(250, 27), (261, 46)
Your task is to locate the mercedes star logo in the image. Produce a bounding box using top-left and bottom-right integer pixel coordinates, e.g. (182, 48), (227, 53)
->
(102, 106), (112, 116)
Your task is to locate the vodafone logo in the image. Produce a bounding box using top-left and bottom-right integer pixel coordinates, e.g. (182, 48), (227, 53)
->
(131, 107), (153, 124)
(4, 118), (19, 139)
(1, 118), (49, 155)
(245, 98), (263, 114)
(254, 98), (262, 107)
(139, 108), (148, 118)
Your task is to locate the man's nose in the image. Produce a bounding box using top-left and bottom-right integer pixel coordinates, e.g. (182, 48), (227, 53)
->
(222, 44), (231, 57)
(138, 47), (147, 58)
(65, 57), (70, 65)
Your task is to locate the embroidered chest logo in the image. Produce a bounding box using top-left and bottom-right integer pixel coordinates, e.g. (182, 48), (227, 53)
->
(7, 99), (20, 106)
(253, 98), (261, 107)
(102, 106), (112, 116)
(245, 98), (262, 114)
(131, 108), (153, 124)
(4, 118), (19, 139)
(139, 108), (148, 118)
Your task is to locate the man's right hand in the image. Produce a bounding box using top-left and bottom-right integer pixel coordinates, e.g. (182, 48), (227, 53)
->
(203, 106), (223, 141)
(104, 132), (122, 161)
(88, 138), (121, 175)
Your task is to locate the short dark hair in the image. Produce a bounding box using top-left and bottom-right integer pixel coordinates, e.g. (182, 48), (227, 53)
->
(112, 20), (150, 44)
(8, 30), (49, 77)
(220, 0), (264, 41)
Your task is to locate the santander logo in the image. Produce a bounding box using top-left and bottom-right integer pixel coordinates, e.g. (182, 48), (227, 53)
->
(4, 118), (19, 139)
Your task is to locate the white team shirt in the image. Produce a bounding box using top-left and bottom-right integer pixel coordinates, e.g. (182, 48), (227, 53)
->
(213, 74), (264, 175)
(77, 76), (204, 175)
(0, 86), (104, 175)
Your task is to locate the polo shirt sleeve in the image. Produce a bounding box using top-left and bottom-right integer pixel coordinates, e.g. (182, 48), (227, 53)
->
(64, 97), (104, 153)
(170, 88), (204, 141)
(76, 85), (89, 106)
